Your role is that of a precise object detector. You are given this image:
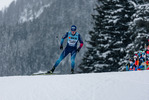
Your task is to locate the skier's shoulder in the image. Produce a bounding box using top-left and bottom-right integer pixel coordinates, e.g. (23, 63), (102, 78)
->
(62, 32), (69, 39)
(75, 32), (80, 37)
(67, 31), (72, 35)
(76, 32), (80, 35)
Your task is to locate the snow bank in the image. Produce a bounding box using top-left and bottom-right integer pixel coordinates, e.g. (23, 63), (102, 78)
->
(0, 71), (149, 100)
(0, 0), (15, 11)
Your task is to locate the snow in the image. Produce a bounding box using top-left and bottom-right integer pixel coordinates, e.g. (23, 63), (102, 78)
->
(128, 1), (137, 8)
(0, 0), (15, 11)
(19, 3), (51, 23)
(113, 19), (119, 24)
(0, 71), (148, 100)
(19, 8), (32, 23)
(95, 64), (108, 67)
(138, 4), (149, 9)
(102, 51), (111, 58)
(127, 43), (134, 49)
(35, 4), (51, 18)
(114, 41), (122, 45)
(134, 17), (143, 24)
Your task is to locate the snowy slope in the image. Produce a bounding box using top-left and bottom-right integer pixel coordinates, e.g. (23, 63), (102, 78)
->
(0, 0), (15, 11)
(0, 71), (149, 100)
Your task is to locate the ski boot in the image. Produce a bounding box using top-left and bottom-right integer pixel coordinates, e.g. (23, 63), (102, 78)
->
(47, 67), (55, 74)
(71, 69), (74, 74)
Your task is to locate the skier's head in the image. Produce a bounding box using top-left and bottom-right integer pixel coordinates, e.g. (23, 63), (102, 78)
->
(134, 51), (138, 56)
(139, 51), (142, 54)
(71, 25), (77, 31)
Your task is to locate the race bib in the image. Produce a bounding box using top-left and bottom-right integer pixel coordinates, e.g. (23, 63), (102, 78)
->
(68, 39), (78, 46)
(67, 32), (79, 47)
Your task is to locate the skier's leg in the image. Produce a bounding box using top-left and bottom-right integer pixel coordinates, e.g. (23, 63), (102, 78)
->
(53, 49), (69, 68)
(71, 50), (77, 70)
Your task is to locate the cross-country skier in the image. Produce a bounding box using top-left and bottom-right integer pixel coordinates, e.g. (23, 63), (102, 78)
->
(47, 25), (83, 74)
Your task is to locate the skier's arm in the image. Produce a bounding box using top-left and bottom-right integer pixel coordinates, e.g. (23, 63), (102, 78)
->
(78, 34), (83, 49)
(60, 32), (68, 46)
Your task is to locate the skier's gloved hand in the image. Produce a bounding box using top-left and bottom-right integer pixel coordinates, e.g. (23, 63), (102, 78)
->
(77, 48), (81, 52)
(60, 45), (63, 50)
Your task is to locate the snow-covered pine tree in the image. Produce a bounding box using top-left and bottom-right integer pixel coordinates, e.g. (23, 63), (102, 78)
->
(78, 1), (105, 73)
(133, 0), (148, 4)
(125, 3), (149, 59)
(79, 0), (135, 73)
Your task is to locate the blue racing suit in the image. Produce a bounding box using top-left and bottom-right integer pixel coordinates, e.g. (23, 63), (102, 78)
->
(53, 31), (83, 69)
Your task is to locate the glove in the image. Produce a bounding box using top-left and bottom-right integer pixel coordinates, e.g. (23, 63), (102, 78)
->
(77, 48), (81, 52)
(60, 45), (63, 50)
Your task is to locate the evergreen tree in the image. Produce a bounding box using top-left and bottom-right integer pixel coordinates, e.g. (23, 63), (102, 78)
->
(79, 0), (135, 73)
(125, 3), (149, 59)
